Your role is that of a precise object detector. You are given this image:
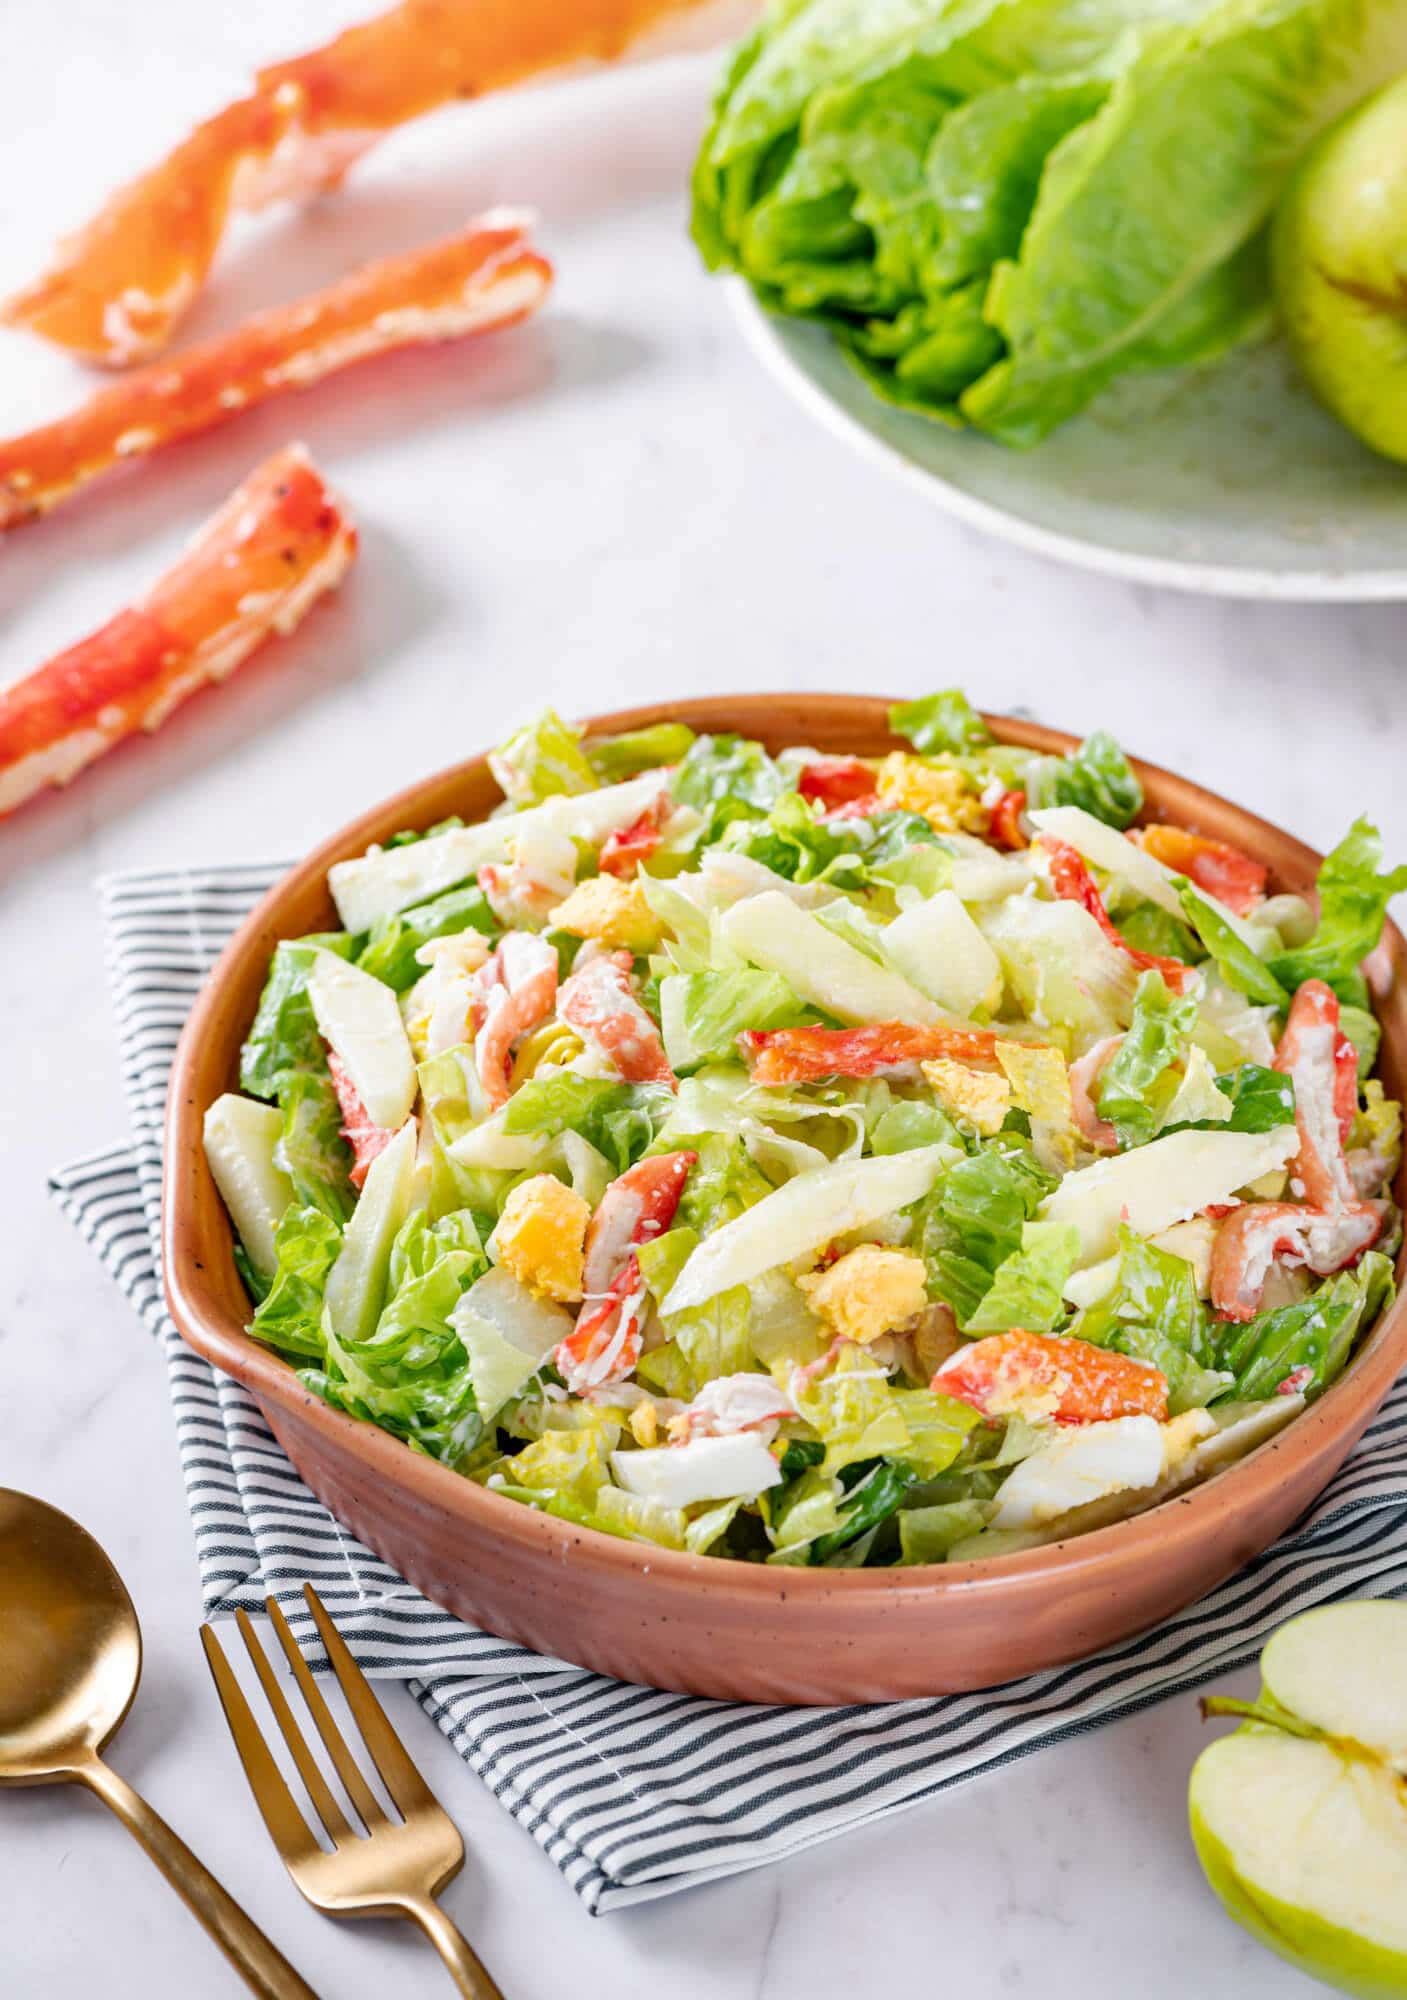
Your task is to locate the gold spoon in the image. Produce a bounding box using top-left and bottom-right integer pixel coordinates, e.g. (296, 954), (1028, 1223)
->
(0, 1488), (320, 1999)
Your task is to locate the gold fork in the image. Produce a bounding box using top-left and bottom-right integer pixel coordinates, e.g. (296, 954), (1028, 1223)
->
(201, 1584), (504, 1999)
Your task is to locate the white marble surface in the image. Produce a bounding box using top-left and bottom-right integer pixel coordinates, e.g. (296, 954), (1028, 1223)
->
(2, 6), (1402, 1994)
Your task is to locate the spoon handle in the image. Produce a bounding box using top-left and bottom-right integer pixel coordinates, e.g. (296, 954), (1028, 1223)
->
(77, 1756), (321, 1999)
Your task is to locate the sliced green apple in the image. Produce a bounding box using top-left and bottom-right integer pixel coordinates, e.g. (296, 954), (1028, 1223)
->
(307, 948), (417, 1133)
(202, 1093), (292, 1282)
(1189, 1600), (1407, 1999)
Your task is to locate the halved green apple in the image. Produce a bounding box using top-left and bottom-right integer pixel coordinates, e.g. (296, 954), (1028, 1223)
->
(1272, 75), (1407, 464)
(1189, 1601), (1407, 1998)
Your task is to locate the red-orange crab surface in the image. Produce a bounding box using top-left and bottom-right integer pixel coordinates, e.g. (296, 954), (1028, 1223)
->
(0, 445), (355, 818)
(0, 216), (551, 533)
(2, 0), (751, 367)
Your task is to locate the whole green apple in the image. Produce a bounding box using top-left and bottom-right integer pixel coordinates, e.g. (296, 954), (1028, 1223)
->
(1273, 75), (1407, 463)
(1189, 1600), (1407, 1998)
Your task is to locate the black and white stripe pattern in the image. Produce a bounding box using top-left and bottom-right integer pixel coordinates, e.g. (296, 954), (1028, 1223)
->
(49, 862), (1407, 1914)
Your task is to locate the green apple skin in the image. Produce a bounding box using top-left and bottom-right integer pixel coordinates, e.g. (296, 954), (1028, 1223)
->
(1190, 1753), (1407, 2000)
(1272, 73), (1407, 463)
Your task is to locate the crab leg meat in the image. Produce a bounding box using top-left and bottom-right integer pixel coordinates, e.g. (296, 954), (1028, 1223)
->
(0, 444), (355, 819)
(557, 1150), (696, 1392)
(3, 0), (753, 366)
(1209, 980), (1384, 1321)
(559, 950), (677, 1088)
(741, 1021), (1003, 1087)
(1040, 835), (1194, 992)
(468, 934), (559, 1111)
(1134, 823), (1267, 917)
(0, 216), (551, 532)
(934, 1329), (1170, 1426)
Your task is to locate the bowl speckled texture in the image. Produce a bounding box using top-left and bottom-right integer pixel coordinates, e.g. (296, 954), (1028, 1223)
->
(163, 695), (1407, 1703)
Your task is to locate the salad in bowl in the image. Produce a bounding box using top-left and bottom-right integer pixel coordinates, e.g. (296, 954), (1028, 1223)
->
(204, 691), (1405, 1571)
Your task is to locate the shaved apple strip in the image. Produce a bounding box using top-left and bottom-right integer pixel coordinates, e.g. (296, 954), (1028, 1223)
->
(0, 217), (550, 531)
(2, 0), (751, 365)
(0, 445), (354, 818)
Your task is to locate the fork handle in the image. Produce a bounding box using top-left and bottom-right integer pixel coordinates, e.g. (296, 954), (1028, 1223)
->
(77, 1755), (321, 2000)
(400, 1893), (505, 1999)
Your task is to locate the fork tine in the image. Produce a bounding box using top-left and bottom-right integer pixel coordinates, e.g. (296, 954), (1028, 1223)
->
(265, 1595), (389, 1833)
(235, 1609), (352, 1847)
(200, 1624), (317, 1862)
(302, 1585), (439, 1822)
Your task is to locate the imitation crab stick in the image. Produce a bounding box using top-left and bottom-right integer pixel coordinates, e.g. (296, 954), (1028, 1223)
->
(0, 215), (551, 532)
(0, 445), (355, 819)
(3, 0), (751, 367)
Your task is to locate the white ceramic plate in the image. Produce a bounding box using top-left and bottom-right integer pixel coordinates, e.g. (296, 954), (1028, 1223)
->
(729, 280), (1407, 600)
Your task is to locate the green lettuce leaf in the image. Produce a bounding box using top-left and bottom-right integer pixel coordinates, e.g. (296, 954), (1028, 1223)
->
(307, 1209), (488, 1466)
(911, 1141), (1055, 1326)
(674, 1131), (774, 1236)
(489, 707), (598, 807)
(964, 1217), (1080, 1332)
(890, 689), (993, 754)
(1075, 1224), (1215, 1367)
(1268, 819), (1407, 1001)
(274, 1072), (355, 1223)
(586, 722), (696, 779)
(248, 1205), (342, 1360)
(1205, 1062), (1295, 1133)
(1178, 882), (1288, 1006)
(502, 1073), (672, 1176)
(1215, 1251), (1395, 1402)
(239, 935), (355, 1100)
(1095, 969), (1198, 1147)
(961, 0), (1407, 444)
(672, 733), (784, 841)
(355, 883), (496, 993)
(898, 1498), (989, 1562)
(659, 968), (815, 1071)
(1025, 730), (1142, 828)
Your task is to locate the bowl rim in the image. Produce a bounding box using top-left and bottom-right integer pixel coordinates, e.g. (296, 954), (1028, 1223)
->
(163, 691), (1407, 1608)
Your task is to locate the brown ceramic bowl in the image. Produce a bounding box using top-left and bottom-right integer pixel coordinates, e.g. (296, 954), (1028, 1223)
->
(164, 695), (1407, 1703)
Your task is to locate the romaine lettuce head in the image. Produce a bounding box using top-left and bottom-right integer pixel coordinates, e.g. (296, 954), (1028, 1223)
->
(695, 0), (1407, 442)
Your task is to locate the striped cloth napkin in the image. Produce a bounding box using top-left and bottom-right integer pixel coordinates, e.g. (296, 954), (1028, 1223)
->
(51, 862), (1407, 1914)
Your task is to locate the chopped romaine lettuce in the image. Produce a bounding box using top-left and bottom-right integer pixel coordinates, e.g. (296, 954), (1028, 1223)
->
(586, 721), (696, 779)
(249, 1205), (342, 1359)
(1215, 1252), (1395, 1402)
(355, 883), (496, 993)
(1095, 970), (1198, 1148)
(659, 968), (814, 1071)
(1267, 819), (1407, 1002)
(1025, 733), (1142, 829)
(912, 1142), (1055, 1327)
(240, 934), (355, 1100)
(490, 707), (599, 806)
(964, 1217), (1081, 1333)
(889, 690), (993, 754)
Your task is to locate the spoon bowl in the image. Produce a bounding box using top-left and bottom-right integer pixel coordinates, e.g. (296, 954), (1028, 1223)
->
(0, 1488), (141, 1781)
(0, 1488), (318, 1998)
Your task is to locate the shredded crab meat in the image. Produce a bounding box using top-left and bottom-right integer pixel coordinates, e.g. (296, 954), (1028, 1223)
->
(1209, 981), (1385, 1321)
(1, 0), (749, 365)
(0, 218), (550, 532)
(1069, 1034), (1123, 1151)
(0, 445), (354, 818)
(326, 1049), (398, 1189)
(1040, 834), (1195, 993)
(668, 1373), (799, 1444)
(555, 1151), (697, 1393)
(469, 933), (558, 1111)
(558, 950), (676, 1087)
